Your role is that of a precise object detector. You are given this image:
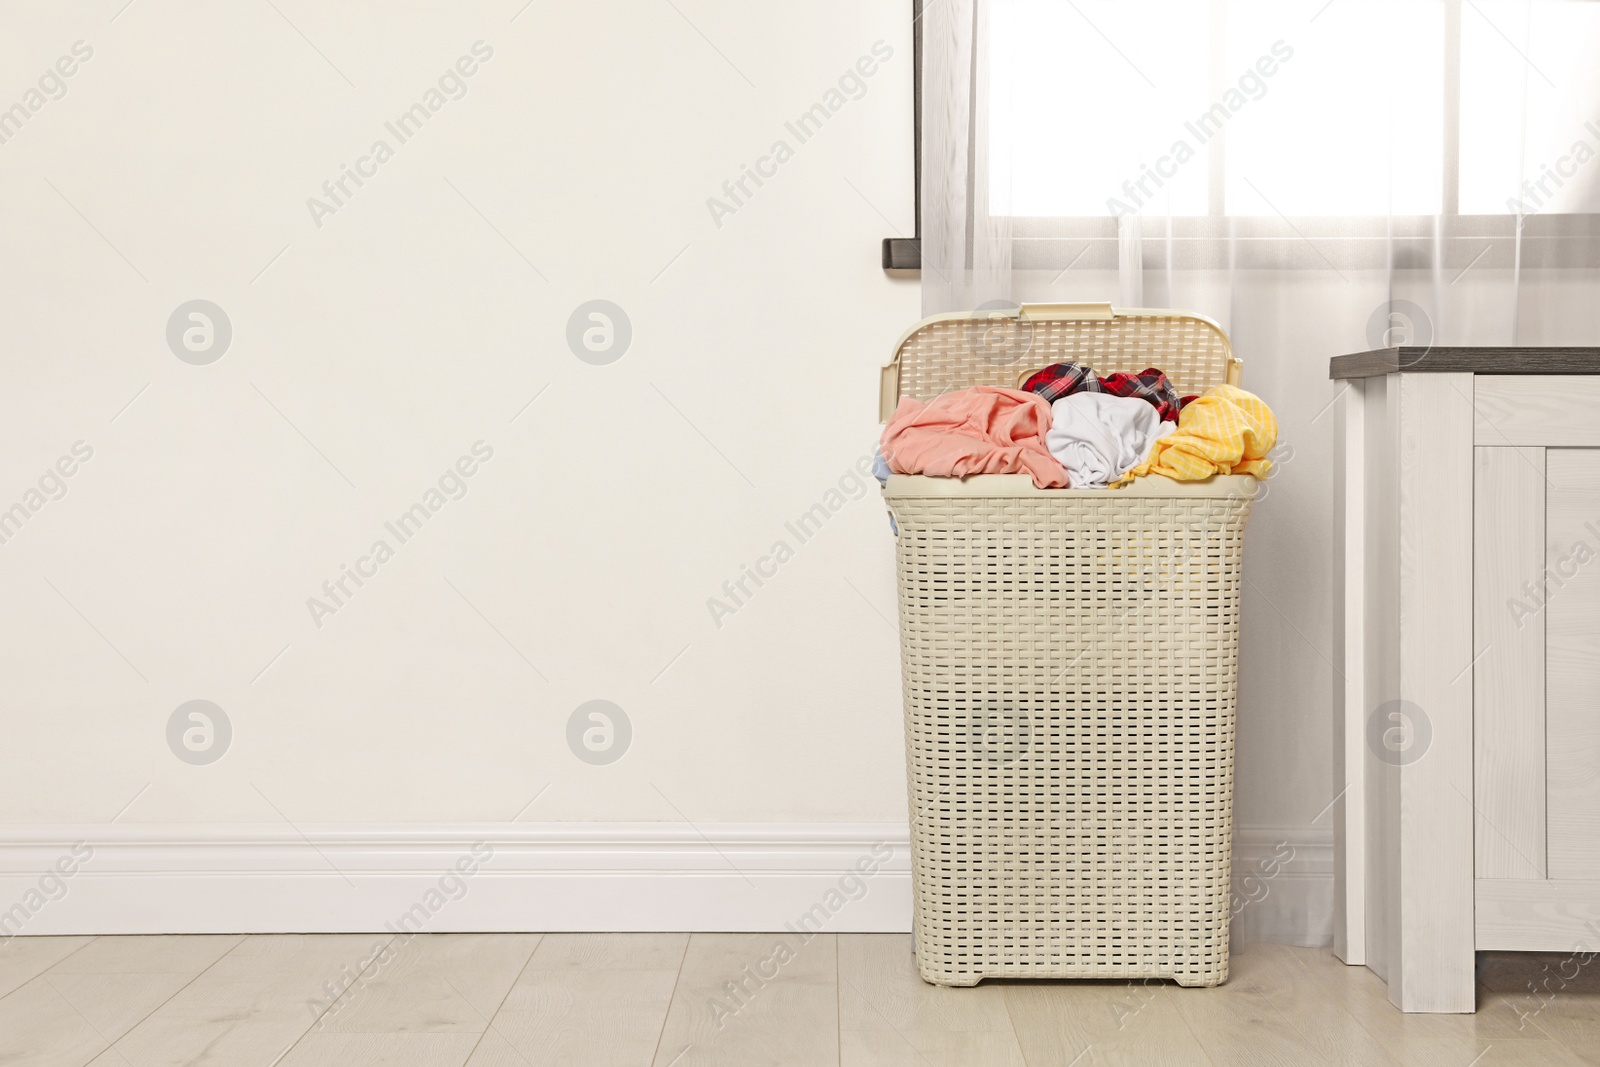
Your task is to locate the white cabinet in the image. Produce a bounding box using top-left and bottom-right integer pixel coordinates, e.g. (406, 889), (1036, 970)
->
(1332, 350), (1600, 1013)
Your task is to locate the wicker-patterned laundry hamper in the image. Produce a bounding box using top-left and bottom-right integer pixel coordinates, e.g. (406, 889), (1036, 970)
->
(879, 302), (1256, 988)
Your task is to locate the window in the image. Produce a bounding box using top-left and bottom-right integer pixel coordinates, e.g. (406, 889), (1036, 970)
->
(987, 0), (1600, 220)
(884, 0), (1600, 271)
(1458, 0), (1600, 215)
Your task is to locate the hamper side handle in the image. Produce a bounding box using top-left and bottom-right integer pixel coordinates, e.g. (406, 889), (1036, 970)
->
(879, 357), (900, 423)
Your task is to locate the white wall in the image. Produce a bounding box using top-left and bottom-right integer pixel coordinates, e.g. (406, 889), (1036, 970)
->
(0, 0), (1370, 942)
(1, 0), (916, 826)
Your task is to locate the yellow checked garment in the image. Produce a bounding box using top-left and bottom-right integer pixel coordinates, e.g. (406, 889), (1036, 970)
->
(1114, 383), (1277, 484)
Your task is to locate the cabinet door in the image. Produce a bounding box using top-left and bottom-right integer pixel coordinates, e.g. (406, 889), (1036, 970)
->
(1473, 378), (1600, 948)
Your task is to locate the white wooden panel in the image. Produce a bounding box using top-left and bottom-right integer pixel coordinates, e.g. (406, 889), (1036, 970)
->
(1333, 380), (1366, 965)
(1362, 373), (1402, 987)
(1473, 446), (1547, 879)
(1476, 878), (1600, 950)
(1475, 377), (1600, 445)
(1393, 372), (1475, 1013)
(1544, 449), (1600, 880)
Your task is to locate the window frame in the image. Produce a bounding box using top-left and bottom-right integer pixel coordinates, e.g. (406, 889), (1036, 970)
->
(882, 0), (926, 269)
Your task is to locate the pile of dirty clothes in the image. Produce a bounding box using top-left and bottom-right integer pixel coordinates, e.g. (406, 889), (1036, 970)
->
(875, 362), (1277, 490)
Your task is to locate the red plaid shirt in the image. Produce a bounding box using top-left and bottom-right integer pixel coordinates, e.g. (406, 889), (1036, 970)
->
(1021, 361), (1193, 422)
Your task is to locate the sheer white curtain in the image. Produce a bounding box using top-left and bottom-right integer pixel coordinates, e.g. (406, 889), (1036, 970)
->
(920, 0), (1012, 314)
(925, 0), (1600, 339)
(920, 0), (1600, 947)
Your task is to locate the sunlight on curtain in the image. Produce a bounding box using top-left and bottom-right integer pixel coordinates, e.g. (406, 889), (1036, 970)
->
(1223, 1), (1443, 217)
(988, 0), (1447, 218)
(989, 1), (1210, 217)
(927, 0), (1600, 333)
(1459, 0), (1600, 214)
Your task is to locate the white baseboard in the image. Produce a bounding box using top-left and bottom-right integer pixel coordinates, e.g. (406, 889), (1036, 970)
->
(1230, 827), (1335, 948)
(0, 823), (912, 936)
(0, 822), (1334, 945)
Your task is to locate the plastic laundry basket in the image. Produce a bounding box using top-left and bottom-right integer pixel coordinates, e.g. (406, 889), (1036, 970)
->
(879, 303), (1256, 988)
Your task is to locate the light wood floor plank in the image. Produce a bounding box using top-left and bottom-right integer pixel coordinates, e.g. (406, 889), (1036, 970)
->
(0, 935), (95, 999)
(46, 970), (217, 1043)
(470, 969), (682, 1067)
(314, 933), (539, 1035)
(1472, 951), (1600, 1065)
(838, 934), (1011, 1032)
(469, 933), (686, 1067)
(842, 1029), (1027, 1067)
(839, 934), (1024, 1066)
(1168, 947), (1342, 1067)
(651, 932), (838, 1067)
(1004, 976), (1214, 1067)
(1230, 943), (1405, 1066)
(29, 933), (247, 1044)
(527, 930), (687, 971)
(0, 974), (110, 1066)
(96, 934), (384, 1066)
(46, 934), (242, 975)
(278, 1031), (481, 1067)
(1285, 945), (1591, 1066)
(1529, 1014), (1600, 1067)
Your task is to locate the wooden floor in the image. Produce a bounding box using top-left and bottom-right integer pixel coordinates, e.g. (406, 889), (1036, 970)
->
(1, 934), (1597, 1066)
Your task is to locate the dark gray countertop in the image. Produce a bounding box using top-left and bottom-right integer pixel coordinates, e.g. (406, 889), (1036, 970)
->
(1330, 347), (1600, 380)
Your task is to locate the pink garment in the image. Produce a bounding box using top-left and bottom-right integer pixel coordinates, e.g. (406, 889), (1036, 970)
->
(881, 386), (1070, 489)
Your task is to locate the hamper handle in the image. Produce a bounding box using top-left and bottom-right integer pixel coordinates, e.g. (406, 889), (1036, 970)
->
(1019, 302), (1114, 321)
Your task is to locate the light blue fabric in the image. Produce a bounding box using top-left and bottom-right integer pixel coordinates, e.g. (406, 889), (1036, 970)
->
(872, 448), (891, 487)
(873, 447), (897, 534)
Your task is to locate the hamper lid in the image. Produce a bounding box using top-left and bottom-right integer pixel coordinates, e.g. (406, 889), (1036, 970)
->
(880, 302), (1241, 422)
